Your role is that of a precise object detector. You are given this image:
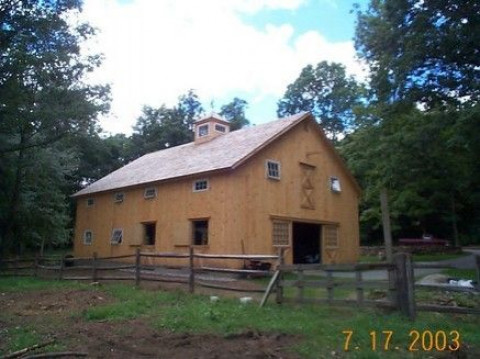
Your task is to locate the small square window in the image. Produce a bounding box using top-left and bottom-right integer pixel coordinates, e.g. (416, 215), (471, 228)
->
(198, 124), (209, 137)
(215, 124), (226, 133)
(111, 228), (123, 245)
(83, 230), (93, 245)
(330, 177), (341, 193)
(144, 187), (157, 199)
(192, 220), (208, 246)
(114, 192), (125, 203)
(266, 160), (281, 180)
(86, 198), (95, 207)
(193, 179), (209, 192)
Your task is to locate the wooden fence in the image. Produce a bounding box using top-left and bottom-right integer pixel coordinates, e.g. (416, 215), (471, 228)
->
(2, 251), (479, 319)
(0, 248), (279, 295)
(270, 252), (480, 319)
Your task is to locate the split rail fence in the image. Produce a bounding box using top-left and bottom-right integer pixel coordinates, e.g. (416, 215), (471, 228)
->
(0, 248), (279, 295)
(268, 252), (480, 319)
(1, 251), (479, 320)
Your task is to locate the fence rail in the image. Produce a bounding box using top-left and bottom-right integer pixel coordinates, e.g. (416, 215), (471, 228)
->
(1, 251), (479, 319)
(0, 248), (278, 295)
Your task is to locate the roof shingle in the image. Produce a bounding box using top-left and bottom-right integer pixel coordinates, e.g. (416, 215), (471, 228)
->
(73, 112), (309, 197)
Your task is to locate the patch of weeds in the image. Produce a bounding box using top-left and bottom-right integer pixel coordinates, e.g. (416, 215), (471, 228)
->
(0, 277), (88, 292)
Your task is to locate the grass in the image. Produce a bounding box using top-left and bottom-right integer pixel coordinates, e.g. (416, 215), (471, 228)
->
(2, 277), (479, 358)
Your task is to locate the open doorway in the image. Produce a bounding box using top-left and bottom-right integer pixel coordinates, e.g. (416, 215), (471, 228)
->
(143, 222), (156, 245)
(292, 222), (321, 264)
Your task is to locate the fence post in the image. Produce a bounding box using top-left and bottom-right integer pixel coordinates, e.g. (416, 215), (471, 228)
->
(13, 257), (18, 277)
(326, 270), (334, 303)
(475, 255), (480, 289)
(59, 255), (65, 280)
(135, 248), (141, 287)
(276, 247), (285, 304)
(355, 268), (364, 306)
(189, 246), (195, 293)
(92, 252), (98, 282)
(393, 252), (416, 320)
(297, 268), (305, 303)
(33, 254), (39, 277)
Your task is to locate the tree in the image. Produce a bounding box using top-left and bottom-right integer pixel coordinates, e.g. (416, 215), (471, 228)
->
(355, 0), (480, 109)
(219, 97), (250, 131)
(130, 91), (204, 159)
(0, 0), (109, 254)
(277, 61), (366, 142)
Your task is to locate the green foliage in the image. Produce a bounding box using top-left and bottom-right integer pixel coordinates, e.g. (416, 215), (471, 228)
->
(277, 61), (366, 142)
(219, 97), (250, 131)
(341, 0), (480, 244)
(355, 0), (480, 108)
(0, 0), (109, 254)
(129, 90), (204, 159)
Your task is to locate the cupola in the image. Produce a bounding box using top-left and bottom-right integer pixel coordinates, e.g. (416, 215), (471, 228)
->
(193, 113), (230, 144)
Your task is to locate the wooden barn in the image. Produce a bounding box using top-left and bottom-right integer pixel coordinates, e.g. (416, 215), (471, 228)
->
(72, 112), (361, 267)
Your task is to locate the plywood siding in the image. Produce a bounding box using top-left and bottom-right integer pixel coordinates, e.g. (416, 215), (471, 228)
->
(73, 117), (360, 267)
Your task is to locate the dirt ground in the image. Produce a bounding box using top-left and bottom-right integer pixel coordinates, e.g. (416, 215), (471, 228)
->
(0, 288), (300, 359)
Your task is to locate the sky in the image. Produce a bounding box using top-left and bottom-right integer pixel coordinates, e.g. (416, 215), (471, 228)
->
(80, 0), (370, 135)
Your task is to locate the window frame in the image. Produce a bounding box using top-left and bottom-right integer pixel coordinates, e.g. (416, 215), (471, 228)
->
(191, 219), (209, 246)
(144, 187), (157, 199)
(214, 124), (226, 133)
(83, 230), (93, 245)
(330, 176), (342, 193)
(193, 179), (209, 192)
(86, 198), (95, 207)
(266, 160), (281, 180)
(113, 192), (125, 203)
(272, 220), (291, 247)
(111, 228), (123, 245)
(323, 225), (339, 249)
(198, 124), (209, 137)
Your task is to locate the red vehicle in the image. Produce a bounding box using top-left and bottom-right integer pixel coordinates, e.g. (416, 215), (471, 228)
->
(398, 234), (450, 246)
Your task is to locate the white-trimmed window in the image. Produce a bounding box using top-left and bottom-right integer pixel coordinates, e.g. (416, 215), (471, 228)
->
(114, 192), (125, 203)
(144, 187), (157, 199)
(330, 177), (341, 193)
(83, 230), (93, 245)
(86, 198), (95, 207)
(198, 124), (209, 137)
(324, 225), (339, 248)
(215, 124), (226, 133)
(272, 220), (290, 246)
(193, 179), (209, 192)
(111, 228), (123, 245)
(266, 160), (281, 180)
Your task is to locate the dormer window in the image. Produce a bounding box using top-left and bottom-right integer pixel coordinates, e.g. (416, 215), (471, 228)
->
(330, 177), (341, 193)
(198, 124), (209, 137)
(266, 160), (281, 180)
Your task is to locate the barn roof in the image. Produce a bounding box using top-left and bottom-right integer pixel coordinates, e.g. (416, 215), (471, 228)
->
(73, 112), (310, 197)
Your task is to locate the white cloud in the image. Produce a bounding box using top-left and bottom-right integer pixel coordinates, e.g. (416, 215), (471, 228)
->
(81, 0), (366, 134)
